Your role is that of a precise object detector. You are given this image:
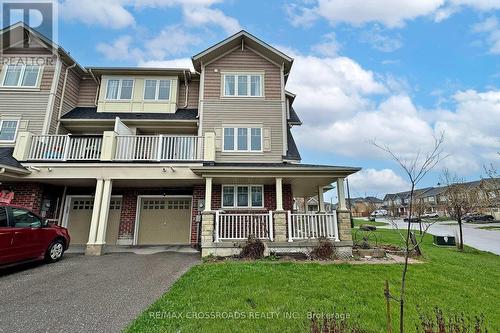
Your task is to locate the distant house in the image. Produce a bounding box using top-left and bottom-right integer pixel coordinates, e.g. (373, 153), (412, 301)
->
(347, 197), (383, 217)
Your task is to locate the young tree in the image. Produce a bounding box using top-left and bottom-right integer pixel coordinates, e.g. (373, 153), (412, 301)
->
(441, 169), (483, 251)
(373, 133), (446, 333)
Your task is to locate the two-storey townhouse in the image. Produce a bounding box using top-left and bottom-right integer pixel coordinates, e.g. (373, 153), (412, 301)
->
(0, 23), (360, 257)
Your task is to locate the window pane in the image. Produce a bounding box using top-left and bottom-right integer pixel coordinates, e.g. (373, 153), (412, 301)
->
(225, 75), (235, 96)
(250, 128), (261, 151)
(237, 186), (249, 207)
(237, 75), (248, 96)
(0, 120), (18, 141)
(11, 208), (41, 228)
(251, 186), (263, 207)
(144, 80), (157, 100)
(222, 186), (235, 207)
(3, 65), (22, 86)
(158, 80), (170, 100)
(237, 128), (248, 150)
(0, 207), (7, 227)
(106, 80), (119, 99)
(120, 80), (133, 99)
(21, 65), (39, 86)
(250, 75), (261, 96)
(223, 128), (234, 150)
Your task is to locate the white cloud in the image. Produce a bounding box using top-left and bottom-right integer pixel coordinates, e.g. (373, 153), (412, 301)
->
(286, 0), (500, 28)
(361, 29), (403, 52)
(182, 6), (242, 34)
(60, 0), (135, 29)
(472, 17), (500, 54)
(145, 26), (202, 58)
(138, 58), (194, 71)
(348, 168), (410, 196)
(311, 32), (341, 56)
(96, 35), (144, 61)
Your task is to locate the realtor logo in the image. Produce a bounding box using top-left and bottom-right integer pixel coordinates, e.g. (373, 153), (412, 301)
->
(1, 0), (58, 50)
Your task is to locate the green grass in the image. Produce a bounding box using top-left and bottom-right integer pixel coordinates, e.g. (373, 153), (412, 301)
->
(353, 218), (388, 227)
(126, 228), (500, 333)
(478, 226), (500, 231)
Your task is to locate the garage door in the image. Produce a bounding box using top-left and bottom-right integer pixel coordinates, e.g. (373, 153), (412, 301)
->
(66, 197), (122, 245)
(137, 197), (192, 245)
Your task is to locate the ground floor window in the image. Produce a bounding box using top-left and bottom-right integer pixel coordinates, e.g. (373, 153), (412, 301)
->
(222, 185), (264, 208)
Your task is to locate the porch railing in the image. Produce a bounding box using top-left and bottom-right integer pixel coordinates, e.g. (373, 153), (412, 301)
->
(115, 135), (203, 161)
(287, 211), (339, 241)
(215, 211), (273, 242)
(28, 135), (103, 161)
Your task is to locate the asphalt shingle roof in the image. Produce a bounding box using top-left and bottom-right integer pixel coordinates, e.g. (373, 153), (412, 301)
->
(285, 127), (301, 161)
(61, 107), (198, 120)
(0, 147), (26, 170)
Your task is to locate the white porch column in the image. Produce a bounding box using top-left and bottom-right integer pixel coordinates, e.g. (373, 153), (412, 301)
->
(337, 177), (347, 210)
(318, 186), (325, 212)
(87, 179), (104, 245)
(204, 177), (212, 211)
(276, 177), (283, 211)
(95, 179), (113, 245)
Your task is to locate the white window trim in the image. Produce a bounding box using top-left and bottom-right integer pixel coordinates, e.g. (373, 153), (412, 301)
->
(143, 79), (172, 101)
(0, 119), (20, 143)
(1, 64), (42, 88)
(105, 78), (134, 101)
(222, 73), (264, 97)
(222, 127), (263, 153)
(222, 185), (264, 209)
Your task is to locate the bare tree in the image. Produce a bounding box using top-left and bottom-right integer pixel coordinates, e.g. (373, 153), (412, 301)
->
(440, 169), (485, 251)
(373, 133), (446, 333)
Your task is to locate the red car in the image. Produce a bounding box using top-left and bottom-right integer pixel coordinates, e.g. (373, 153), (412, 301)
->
(0, 204), (70, 267)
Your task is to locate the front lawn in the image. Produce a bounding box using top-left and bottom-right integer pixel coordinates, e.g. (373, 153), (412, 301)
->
(126, 227), (500, 333)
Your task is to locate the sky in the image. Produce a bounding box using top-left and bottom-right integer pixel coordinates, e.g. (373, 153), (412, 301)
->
(6, 0), (500, 201)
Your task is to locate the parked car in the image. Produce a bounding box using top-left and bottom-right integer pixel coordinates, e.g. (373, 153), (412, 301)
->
(463, 214), (494, 223)
(403, 217), (422, 223)
(422, 212), (439, 218)
(370, 209), (388, 217)
(0, 204), (70, 267)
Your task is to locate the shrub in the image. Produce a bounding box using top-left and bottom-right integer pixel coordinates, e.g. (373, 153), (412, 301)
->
(310, 237), (335, 260)
(239, 235), (265, 259)
(417, 307), (488, 333)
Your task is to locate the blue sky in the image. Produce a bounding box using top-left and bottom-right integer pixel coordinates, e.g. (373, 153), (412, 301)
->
(5, 0), (500, 201)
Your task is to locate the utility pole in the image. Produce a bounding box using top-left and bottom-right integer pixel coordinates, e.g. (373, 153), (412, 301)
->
(346, 177), (354, 228)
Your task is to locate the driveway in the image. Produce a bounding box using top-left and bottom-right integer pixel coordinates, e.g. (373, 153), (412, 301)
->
(377, 218), (500, 255)
(0, 252), (200, 333)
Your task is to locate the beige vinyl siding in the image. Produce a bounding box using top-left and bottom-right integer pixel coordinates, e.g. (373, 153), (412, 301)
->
(202, 100), (283, 162)
(77, 78), (98, 107)
(0, 55), (55, 136)
(204, 47), (281, 100)
(178, 80), (199, 109)
(48, 64), (81, 133)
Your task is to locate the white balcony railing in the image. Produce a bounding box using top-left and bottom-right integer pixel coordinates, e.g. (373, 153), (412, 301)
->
(115, 135), (203, 161)
(215, 211), (273, 242)
(28, 135), (103, 161)
(287, 211), (339, 241)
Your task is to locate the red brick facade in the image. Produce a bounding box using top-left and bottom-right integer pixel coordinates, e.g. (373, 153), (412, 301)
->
(1, 182), (44, 214)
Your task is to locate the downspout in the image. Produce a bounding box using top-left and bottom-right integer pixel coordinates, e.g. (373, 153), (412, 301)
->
(182, 69), (189, 109)
(88, 68), (100, 107)
(55, 63), (77, 134)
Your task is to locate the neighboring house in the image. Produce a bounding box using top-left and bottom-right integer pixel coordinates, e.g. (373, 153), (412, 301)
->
(0, 23), (360, 257)
(382, 180), (500, 219)
(347, 197), (383, 217)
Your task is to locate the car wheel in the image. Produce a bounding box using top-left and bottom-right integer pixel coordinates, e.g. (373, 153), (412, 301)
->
(46, 240), (65, 263)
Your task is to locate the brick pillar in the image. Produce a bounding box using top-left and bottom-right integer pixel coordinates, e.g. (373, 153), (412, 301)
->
(118, 191), (138, 245)
(337, 210), (352, 241)
(273, 211), (288, 242)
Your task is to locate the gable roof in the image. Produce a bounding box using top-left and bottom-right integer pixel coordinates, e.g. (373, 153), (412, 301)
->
(0, 147), (29, 174)
(192, 30), (293, 73)
(1, 22), (85, 74)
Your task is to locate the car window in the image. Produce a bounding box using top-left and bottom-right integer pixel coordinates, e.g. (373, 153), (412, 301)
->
(11, 208), (42, 228)
(0, 207), (7, 227)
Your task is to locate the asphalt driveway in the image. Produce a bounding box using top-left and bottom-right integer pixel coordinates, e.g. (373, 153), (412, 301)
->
(0, 252), (200, 333)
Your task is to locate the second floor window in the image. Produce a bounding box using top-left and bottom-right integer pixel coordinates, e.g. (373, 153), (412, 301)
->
(223, 127), (262, 152)
(0, 120), (19, 142)
(144, 79), (171, 101)
(223, 74), (262, 97)
(2, 65), (41, 87)
(106, 79), (134, 100)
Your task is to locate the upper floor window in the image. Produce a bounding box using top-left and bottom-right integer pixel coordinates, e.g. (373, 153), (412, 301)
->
(2, 65), (41, 87)
(144, 79), (171, 101)
(106, 79), (134, 100)
(0, 120), (19, 142)
(223, 74), (262, 97)
(223, 127), (262, 152)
